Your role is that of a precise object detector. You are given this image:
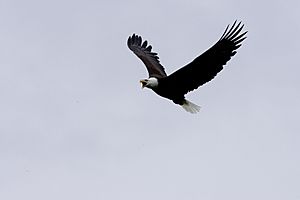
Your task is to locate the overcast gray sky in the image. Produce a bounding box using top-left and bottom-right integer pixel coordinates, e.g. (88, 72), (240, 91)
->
(0, 0), (299, 199)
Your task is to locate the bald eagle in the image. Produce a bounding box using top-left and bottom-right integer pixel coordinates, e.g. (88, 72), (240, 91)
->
(127, 21), (247, 113)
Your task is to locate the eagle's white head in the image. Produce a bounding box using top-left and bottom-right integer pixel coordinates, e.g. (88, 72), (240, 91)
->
(140, 77), (158, 89)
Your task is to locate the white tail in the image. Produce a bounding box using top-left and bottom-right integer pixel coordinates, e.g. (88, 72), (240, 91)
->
(181, 99), (201, 114)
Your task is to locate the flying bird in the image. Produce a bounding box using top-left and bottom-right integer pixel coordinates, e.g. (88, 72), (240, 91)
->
(127, 21), (247, 113)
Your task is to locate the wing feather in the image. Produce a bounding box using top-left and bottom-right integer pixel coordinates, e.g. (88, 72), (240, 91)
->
(164, 21), (247, 95)
(127, 34), (167, 78)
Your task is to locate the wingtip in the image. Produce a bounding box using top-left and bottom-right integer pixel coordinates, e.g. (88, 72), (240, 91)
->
(220, 20), (247, 41)
(128, 33), (145, 46)
(128, 33), (135, 40)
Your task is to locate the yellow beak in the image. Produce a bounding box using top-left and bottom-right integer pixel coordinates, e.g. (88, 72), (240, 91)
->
(140, 80), (147, 89)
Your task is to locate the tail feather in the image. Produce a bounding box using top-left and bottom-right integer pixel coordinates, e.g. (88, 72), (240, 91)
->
(181, 99), (201, 114)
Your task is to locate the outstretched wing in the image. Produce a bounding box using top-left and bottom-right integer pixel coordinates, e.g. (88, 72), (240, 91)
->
(165, 21), (247, 95)
(127, 34), (167, 78)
